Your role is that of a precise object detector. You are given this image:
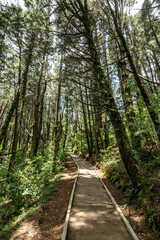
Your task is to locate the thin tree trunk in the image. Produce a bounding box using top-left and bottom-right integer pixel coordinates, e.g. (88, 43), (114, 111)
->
(0, 92), (19, 146)
(53, 53), (63, 169)
(106, 0), (160, 143)
(84, 81), (93, 153)
(8, 33), (35, 171)
(81, 1), (146, 188)
(79, 83), (92, 157)
(38, 67), (47, 148)
(102, 112), (110, 149)
(31, 51), (47, 156)
(63, 93), (69, 149)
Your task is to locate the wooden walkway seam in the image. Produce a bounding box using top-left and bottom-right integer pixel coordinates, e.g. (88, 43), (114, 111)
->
(94, 168), (139, 240)
(61, 153), (139, 240)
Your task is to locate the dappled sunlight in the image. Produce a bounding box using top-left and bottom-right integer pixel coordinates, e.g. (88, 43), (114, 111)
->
(1, 0), (159, 238)
(79, 174), (97, 179)
(70, 207), (121, 225)
(67, 154), (133, 240)
(10, 220), (42, 240)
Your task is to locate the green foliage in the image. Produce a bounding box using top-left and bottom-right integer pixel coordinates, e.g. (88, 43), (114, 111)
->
(0, 163), (9, 202)
(139, 152), (160, 173)
(58, 148), (69, 167)
(7, 166), (39, 209)
(99, 147), (130, 190)
(99, 146), (113, 161)
(98, 146), (160, 233)
(152, 154), (160, 167)
(68, 131), (88, 153)
(0, 142), (66, 234)
(147, 208), (160, 232)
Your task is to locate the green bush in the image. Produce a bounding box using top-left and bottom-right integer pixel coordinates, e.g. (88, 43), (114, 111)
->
(147, 208), (159, 232)
(1, 142), (66, 216)
(58, 148), (69, 166)
(0, 164), (9, 202)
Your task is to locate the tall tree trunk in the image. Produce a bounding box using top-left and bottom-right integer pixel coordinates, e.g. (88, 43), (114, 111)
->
(31, 49), (47, 156)
(38, 67), (47, 148)
(84, 81), (93, 153)
(117, 54), (141, 150)
(102, 112), (110, 149)
(152, 49), (160, 82)
(80, 1), (146, 188)
(0, 92), (19, 146)
(106, 0), (160, 142)
(0, 101), (8, 126)
(53, 53), (63, 169)
(46, 100), (51, 141)
(8, 33), (35, 171)
(63, 93), (69, 149)
(79, 83), (92, 157)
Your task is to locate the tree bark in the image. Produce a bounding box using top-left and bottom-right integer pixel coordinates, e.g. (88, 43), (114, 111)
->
(79, 83), (92, 157)
(63, 92), (69, 149)
(31, 47), (47, 157)
(0, 92), (19, 146)
(8, 32), (35, 171)
(82, 0), (145, 188)
(106, 0), (160, 142)
(53, 53), (63, 169)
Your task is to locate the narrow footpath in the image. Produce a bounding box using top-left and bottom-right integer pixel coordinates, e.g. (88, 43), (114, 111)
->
(67, 153), (134, 240)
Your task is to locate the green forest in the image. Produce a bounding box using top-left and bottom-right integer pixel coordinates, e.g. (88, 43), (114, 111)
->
(0, 0), (160, 239)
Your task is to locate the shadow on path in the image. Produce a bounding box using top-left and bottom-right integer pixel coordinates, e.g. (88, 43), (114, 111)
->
(67, 153), (132, 240)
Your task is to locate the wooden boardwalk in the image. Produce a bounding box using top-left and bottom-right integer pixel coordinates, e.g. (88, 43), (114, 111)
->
(66, 153), (134, 240)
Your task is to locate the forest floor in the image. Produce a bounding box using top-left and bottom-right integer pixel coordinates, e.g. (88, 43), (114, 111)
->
(3, 151), (159, 240)
(81, 152), (160, 240)
(3, 157), (77, 240)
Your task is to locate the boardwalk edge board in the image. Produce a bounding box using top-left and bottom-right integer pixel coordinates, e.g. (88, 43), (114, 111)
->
(61, 153), (79, 240)
(94, 168), (140, 240)
(61, 153), (139, 240)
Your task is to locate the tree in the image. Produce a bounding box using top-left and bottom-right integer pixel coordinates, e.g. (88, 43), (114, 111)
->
(56, 0), (147, 189)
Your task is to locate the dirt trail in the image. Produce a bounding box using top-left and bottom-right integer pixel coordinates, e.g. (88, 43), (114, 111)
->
(67, 153), (134, 240)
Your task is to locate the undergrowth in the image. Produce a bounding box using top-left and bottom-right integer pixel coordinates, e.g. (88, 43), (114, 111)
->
(0, 143), (68, 238)
(98, 146), (160, 233)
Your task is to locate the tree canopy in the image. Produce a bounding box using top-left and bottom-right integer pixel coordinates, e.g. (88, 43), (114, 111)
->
(0, 0), (160, 236)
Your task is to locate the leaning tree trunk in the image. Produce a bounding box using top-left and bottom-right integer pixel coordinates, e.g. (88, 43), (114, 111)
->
(0, 46), (22, 147)
(80, 0), (146, 189)
(106, 0), (160, 143)
(8, 33), (35, 172)
(117, 52), (141, 150)
(0, 92), (19, 146)
(0, 101), (8, 127)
